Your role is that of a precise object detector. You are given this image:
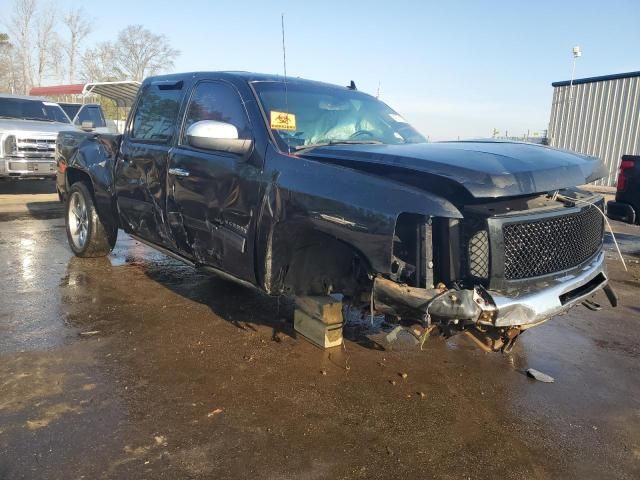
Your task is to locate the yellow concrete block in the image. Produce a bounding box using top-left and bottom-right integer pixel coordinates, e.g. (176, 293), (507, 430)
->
(294, 305), (343, 349)
(295, 296), (343, 325)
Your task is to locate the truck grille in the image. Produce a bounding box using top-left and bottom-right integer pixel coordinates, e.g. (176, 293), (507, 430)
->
(12, 137), (56, 158)
(468, 230), (489, 279)
(502, 206), (603, 280)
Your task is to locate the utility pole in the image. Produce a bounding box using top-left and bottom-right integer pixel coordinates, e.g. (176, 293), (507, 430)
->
(566, 46), (581, 150)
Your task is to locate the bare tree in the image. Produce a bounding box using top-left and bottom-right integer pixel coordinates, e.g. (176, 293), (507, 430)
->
(63, 7), (92, 83)
(6, 0), (37, 94)
(0, 33), (17, 93)
(81, 41), (118, 82)
(114, 25), (179, 82)
(48, 35), (66, 83)
(35, 2), (57, 86)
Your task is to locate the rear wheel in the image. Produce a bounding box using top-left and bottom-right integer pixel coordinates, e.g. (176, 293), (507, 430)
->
(66, 182), (116, 257)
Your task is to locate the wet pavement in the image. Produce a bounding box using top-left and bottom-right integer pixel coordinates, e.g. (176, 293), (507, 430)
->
(1, 181), (640, 479)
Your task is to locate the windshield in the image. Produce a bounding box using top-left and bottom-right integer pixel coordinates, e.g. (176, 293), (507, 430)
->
(252, 81), (426, 151)
(0, 98), (57, 122)
(59, 104), (81, 120)
(44, 103), (72, 123)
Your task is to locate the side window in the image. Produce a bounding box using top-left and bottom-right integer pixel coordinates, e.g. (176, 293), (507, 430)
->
(132, 83), (183, 142)
(183, 82), (251, 141)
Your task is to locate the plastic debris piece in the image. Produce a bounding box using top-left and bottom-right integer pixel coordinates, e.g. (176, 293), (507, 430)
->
(79, 330), (100, 336)
(385, 326), (403, 343)
(526, 368), (554, 383)
(207, 408), (224, 417)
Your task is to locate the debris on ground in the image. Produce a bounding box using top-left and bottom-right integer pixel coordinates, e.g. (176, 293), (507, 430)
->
(526, 368), (555, 383)
(207, 408), (224, 418)
(400, 372), (408, 379)
(79, 330), (100, 337)
(383, 326), (421, 348)
(418, 392), (426, 399)
(321, 370), (327, 376)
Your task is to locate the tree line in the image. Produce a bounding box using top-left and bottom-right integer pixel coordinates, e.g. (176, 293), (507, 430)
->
(0, 0), (180, 95)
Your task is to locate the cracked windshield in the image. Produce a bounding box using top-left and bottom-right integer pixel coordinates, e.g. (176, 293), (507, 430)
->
(253, 81), (426, 150)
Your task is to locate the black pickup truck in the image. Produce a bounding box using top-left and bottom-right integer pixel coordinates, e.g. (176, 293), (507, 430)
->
(56, 71), (617, 350)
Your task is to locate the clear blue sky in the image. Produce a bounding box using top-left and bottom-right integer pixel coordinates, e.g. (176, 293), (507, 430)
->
(43, 0), (640, 139)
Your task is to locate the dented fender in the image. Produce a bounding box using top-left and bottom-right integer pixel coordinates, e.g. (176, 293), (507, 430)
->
(56, 130), (121, 230)
(255, 145), (462, 292)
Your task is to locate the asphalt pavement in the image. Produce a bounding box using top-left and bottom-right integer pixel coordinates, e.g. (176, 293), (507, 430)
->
(1, 180), (639, 479)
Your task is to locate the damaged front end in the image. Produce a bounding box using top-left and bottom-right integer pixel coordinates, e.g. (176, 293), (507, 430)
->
(371, 190), (618, 352)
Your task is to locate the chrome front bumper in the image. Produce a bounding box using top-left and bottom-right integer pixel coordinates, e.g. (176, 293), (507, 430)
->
(488, 251), (609, 327)
(0, 158), (57, 177)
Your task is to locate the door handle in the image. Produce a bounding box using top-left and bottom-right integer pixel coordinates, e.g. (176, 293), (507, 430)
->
(168, 168), (190, 177)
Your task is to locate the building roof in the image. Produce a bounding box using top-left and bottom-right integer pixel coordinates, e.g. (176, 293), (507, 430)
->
(82, 81), (141, 107)
(30, 84), (85, 95)
(29, 81), (141, 106)
(552, 70), (640, 87)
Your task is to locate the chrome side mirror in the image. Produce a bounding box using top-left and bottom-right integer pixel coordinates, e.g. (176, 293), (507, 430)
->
(186, 120), (253, 156)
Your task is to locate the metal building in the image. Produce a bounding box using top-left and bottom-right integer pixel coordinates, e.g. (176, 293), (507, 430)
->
(548, 71), (640, 187)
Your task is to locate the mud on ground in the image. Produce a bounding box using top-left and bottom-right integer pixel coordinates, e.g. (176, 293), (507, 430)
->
(1, 181), (639, 479)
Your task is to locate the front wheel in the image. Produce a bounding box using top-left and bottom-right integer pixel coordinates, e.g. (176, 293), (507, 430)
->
(65, 182), (117, 257)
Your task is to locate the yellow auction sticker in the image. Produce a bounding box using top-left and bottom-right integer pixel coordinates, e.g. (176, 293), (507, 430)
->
(270, 111), (296, 130)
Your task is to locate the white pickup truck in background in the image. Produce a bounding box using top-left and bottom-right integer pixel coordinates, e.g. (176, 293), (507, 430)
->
(0, 94), (77, 180)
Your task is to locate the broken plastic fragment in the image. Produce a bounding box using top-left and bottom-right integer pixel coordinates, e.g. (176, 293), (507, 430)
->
(526, 368), (554, 383)
(79, 330), (100, 336)
(385, 326), (419, 347)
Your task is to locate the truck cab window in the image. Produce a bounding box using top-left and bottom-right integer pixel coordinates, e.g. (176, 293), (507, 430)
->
(183, 82), (251, 140)
(77, 106), (106, 127)
(132, 85), (182, 142)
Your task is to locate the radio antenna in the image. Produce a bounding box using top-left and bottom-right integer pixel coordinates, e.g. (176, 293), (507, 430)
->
(281, 13), (290, 152)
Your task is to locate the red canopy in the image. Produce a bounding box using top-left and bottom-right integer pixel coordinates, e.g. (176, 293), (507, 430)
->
(29, 84), (85, 96)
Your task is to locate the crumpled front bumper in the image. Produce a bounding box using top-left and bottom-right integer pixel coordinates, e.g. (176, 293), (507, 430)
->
(487, 251), (611, 327)
(374, 250), (614, 328)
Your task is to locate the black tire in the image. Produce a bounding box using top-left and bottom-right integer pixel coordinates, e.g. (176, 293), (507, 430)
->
(65, 182), (117, 257)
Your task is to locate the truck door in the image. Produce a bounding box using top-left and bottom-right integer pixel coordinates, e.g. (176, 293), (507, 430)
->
(114, 81), (184, 246)
(166, 80), (262, 283)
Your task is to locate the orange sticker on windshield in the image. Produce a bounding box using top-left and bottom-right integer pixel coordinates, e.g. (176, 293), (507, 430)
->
(270, 111), (296, 130)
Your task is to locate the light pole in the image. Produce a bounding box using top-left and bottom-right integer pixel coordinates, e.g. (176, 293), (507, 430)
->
(566, 46), (581, 149)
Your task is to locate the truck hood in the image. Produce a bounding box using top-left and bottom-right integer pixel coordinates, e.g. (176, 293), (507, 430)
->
(300, 140), (606, 198)
(0, 118), (77, 135)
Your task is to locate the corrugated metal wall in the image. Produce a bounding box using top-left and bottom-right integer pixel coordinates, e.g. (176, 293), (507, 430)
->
(548, 75), (640, 186)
